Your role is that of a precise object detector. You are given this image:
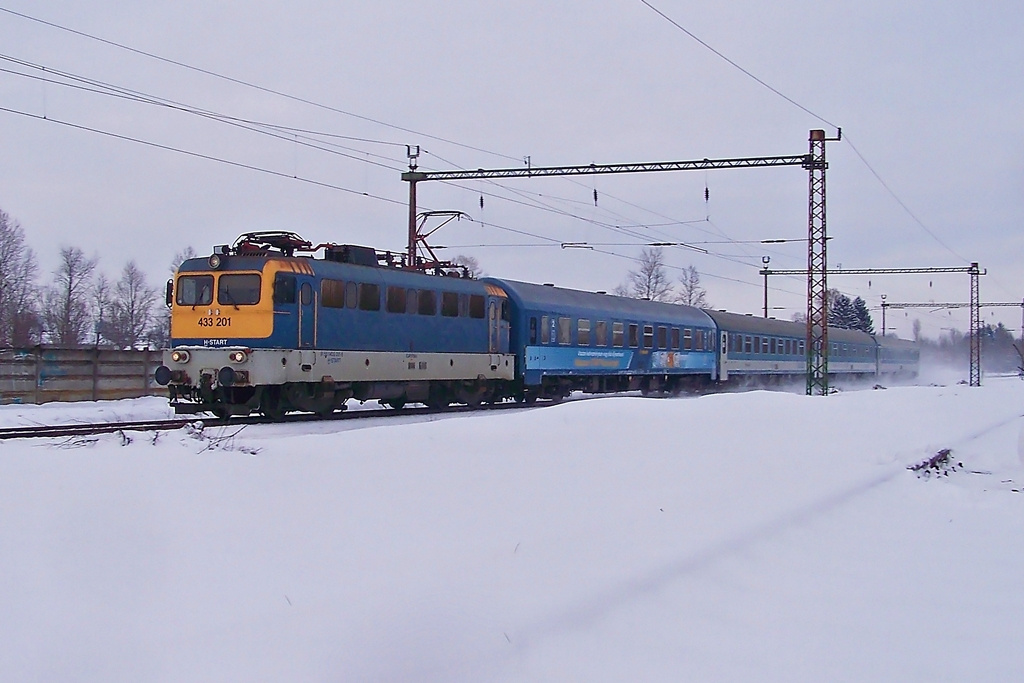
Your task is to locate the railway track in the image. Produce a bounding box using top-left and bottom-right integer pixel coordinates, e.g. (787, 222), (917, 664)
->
(0, 399), (540, 441)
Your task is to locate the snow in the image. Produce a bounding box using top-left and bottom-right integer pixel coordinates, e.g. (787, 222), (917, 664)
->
(2, 379), (1024, 681)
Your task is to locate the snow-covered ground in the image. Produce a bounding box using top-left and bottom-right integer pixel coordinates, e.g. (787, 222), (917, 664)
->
(2, 379), (1023, 681)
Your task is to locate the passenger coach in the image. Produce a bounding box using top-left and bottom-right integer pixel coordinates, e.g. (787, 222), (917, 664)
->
(486, 279), (718, 400)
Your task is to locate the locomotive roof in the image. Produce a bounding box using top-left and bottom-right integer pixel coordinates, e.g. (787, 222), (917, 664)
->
(484, 278), (715, 327)
(176, 255), (492, 293)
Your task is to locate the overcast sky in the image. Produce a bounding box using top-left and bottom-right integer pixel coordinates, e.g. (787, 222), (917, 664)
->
(1, 1), (1021, 338)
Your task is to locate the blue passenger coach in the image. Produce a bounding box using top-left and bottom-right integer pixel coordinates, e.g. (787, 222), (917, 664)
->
(485, 279), (717, 399)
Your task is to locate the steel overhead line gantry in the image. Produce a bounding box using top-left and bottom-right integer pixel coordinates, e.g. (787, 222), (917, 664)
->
(882, 298), (1024, 367)
(760, 263), (986, 386)
(402, 130), (840, 396)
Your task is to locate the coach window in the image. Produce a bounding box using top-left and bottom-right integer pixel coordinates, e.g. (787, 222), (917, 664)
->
(769, 338), (776, 355)
(418, 290), (436, 315)
(406, 289), (418, 314)
(469, 294), (486, 319)
(595, 321), (607, 346)
(695, 329), (705, 351)
(441, 291), (459, 317)
(670, 327), (680, 350)
(219, 274), (261, 306)
(529, 317), (538, 344)
(557, 317), (572, 345)
(643, 325), (654, 349)
(177, 274), (214, 306)
(798, 340), (805, 355)
(612, 321), (624, 347)
(540, 316), (550, 344)
(683, 328), (693, 350)
(345, 282), (358, 308)
(628, 323), (639, 348)
(657, 326), (668, 349)
(386, 286), (406, 313)
(322, 279), (345, 308)
(577, 319), (591, 346)
(271, 274), (295, 305)
(358, 283), (380, 311)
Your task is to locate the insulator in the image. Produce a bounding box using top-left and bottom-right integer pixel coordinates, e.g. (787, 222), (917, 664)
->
(479, 195), (484, 209)
(593, 189), (598, 206)
(704, 187), (710, 202)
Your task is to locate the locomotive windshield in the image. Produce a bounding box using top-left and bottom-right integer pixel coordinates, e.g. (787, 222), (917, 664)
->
(218, 274), (261, 306)
(176, 275), (214, 306)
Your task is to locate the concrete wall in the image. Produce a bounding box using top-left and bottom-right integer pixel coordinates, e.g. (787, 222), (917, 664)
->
(0, 347), (166, 405)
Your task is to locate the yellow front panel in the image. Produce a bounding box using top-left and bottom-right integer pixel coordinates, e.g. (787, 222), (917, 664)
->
(172, 269), (275, 339)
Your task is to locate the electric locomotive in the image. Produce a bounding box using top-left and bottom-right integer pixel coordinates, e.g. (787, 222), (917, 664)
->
(156, 232), (515, 417)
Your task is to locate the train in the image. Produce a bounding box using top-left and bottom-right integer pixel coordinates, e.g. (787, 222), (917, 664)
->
(155, 231), (920, 417)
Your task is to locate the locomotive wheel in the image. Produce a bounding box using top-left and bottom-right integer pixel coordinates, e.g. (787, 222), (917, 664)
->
(259, 387), (285, 420)
(383, 398), (406, 410)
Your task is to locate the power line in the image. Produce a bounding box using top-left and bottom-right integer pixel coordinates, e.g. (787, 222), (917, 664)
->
(0, 104), (407, 207)
(0, 5), (523, 164)
(638, 0), (838, 128)
(0, 55), (408, 171)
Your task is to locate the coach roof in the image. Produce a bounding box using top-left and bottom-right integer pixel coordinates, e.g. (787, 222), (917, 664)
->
(484, 278), (715, 327)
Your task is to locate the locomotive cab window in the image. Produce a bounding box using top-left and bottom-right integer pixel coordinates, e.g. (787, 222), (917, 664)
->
(441, 291), (459, 317)
(218, 274), (261, 306)
(358, 283), (380, 311)
(529, 317), (538, 344)
(321, 279), (344, 308)
(386, 286), (406, 313)
(418, 290), (436, 315)
(176, 275), (214, 306)
(469, 294), (486, 319)
(272, 273), (296, 304)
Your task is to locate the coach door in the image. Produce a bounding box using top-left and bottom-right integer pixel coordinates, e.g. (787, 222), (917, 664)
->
(719, 330), (729, 381)
(298, 281), (315, 348)
(488, 301), (499, 353)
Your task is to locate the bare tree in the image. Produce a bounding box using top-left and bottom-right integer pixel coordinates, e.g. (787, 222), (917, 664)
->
(170, 246), (198, 273)
(43, 246), (97, 345)
(452, 254), (483, 278)
(107, 261), (158, 348)
(618, 248), (674, 302)
(675, 265), (710, 308)
(91, 273), (113, 345)
(0, 209), (42, 346)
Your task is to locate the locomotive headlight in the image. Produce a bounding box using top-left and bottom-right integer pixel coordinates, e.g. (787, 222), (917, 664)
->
(208, 254), (223, 269)
(228, 350), (248, 363)
(170, 349), (191, 363)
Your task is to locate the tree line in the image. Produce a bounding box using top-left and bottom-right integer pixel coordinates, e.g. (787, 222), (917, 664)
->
(0, 208), (187, 349)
